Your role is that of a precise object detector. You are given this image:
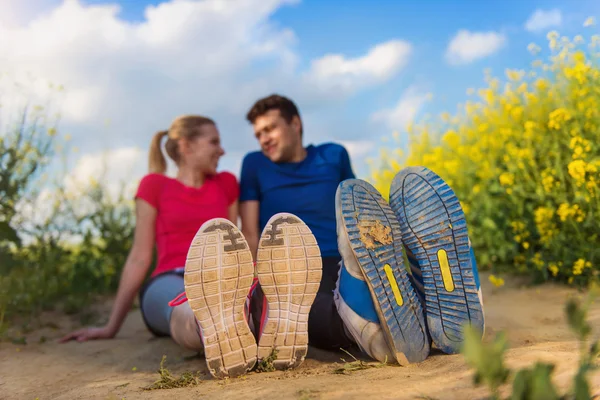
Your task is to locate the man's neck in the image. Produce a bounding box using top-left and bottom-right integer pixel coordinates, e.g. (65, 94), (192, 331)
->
(288, 144), (307, 163)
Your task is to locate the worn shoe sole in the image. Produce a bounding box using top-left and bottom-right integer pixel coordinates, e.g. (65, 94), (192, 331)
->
(256, 213), (322, 370)
(389, 166), (485, 354)
(183, 218), (257, 379)
(336, 179), (430, 365)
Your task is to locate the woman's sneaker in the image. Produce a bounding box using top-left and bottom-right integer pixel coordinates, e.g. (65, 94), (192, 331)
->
(255, 213), (322, 370)
(182, 218), (258, 379)
(389, 166), (485, 354)
(334, 179), (430, 365)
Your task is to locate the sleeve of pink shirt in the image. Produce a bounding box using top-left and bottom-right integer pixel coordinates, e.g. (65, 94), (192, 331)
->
(135, 173), (164, 209)
(218, 172), (240, 205)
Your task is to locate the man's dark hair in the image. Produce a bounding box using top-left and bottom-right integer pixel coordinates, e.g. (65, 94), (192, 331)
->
(246, 94), (302, 135)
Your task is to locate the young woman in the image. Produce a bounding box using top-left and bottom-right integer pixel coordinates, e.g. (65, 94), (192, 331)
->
(60, 115), (238, 351)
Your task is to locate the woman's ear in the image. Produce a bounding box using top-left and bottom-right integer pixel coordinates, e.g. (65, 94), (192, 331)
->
(178, 137), (190, 156)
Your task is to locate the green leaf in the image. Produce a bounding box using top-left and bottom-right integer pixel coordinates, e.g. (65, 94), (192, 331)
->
(529, 363), (559, 400)
(461, 325), (510, 395)
(565, 297), (591, 340)
(573, 368), (591, 400)
(511, 369), (531, 400)
(0, 221), (20, 245)
(511, 363), (560, 400)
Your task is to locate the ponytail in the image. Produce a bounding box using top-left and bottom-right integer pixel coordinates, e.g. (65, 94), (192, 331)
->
(149, 130), (168, 174)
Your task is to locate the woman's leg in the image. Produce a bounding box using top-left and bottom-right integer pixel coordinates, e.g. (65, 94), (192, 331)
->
(139, 271), (185, 336)
(169, 301), (203, 351)
(139, 270), (203, 351)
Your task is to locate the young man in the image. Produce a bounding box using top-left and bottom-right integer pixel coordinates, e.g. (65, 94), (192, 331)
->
(239, 94), (357, 354)
(238, 94), (485, 371)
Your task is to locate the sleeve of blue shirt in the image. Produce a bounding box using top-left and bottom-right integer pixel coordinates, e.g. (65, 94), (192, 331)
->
(339, 145), (356, 180)
(239, 152), (260, 202)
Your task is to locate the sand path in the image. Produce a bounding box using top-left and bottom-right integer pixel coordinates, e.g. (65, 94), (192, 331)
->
(1, 272), (599, 400)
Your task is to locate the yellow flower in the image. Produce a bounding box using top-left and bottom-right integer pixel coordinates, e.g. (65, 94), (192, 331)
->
(541, 170), (556, 193)
(548, 263), (559, 277)
(548, 108), (572, 130)
(568, 160), (587, 185)
(506, 69), (524, 81)
(510, 221), (526, 232)
(442, 130), (461, 148)
(527, 43), (541, 55)
(532, 252), (545, 269)
(572, 259), (586, 275)
(499, 172), (514, 187)
(557, 203), (585, 222)
(489, 275), (505, 287)
(534, 207), (557, 245)
(583, 17), (596, 27)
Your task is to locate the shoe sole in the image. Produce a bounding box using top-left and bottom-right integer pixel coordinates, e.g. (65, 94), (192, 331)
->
(336, 179), (430, 365)
(389, 166), (485, 354)
(256, 213), (322, 370)
(183, 218), (257, 379)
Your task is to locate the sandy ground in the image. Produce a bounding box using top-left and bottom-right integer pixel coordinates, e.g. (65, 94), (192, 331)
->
(1, 272), (600, 400)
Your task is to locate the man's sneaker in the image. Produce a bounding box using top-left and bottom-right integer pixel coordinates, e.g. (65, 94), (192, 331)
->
(335, 179), (430, 365)
(255, 213), (322, 370)
(333, 260), (396, 363)
(182, 218), (257, 379)
(389, 166), (485, 354)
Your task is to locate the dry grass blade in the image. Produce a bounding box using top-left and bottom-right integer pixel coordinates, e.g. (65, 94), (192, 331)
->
(143, 355), (203, 390)
(333, 348), (387, 375)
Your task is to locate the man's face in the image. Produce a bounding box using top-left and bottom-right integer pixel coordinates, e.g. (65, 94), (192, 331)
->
(252, 109), (301, 163)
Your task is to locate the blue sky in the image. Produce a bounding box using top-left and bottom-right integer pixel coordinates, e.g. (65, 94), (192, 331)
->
(0, 0), (598, 202)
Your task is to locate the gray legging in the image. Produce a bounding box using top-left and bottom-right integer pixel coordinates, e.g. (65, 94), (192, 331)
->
(139, 269), (185, 336)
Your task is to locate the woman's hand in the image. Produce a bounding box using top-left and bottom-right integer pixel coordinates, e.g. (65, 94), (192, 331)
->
(59, 326), (116, 343)
(59, 199), (156, 345)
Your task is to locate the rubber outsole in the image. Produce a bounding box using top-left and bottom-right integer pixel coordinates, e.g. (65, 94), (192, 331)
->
(336, 179), (430, 365)
(183, 218), (258, 379)
(389, 166), (485, 354)
(256, 213), (322, 370)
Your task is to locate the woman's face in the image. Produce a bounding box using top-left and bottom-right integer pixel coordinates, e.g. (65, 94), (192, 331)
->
(180, 124), (225, 175)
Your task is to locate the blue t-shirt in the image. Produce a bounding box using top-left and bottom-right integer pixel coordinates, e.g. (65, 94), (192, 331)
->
(239, 142), (356, 258)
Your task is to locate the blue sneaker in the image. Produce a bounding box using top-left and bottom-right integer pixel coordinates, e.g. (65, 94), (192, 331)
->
(333, 260), (397, 363)
(389, 166), (485, 354)
(334, 179), (430, 365)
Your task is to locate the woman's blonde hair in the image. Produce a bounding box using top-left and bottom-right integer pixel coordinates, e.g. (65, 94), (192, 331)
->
(148, 115), (215, 174)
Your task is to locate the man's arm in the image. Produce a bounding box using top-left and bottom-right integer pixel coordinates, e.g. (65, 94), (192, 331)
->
(240, 200), (260, 259)
(340, 145), (356, 180)
(238, 153), (261, 259)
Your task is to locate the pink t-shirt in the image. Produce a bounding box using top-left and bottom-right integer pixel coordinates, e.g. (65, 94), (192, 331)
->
(135, 172), (239, 277)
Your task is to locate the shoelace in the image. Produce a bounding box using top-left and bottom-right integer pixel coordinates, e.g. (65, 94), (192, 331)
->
(168, 276), (260, 307)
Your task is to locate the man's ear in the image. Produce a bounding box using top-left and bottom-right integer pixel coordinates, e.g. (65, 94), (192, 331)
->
(291, 115), (302, 136)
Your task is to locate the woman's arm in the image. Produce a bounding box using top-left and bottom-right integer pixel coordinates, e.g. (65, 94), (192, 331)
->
(60, 198), (156, 342)
(240, 200), (260, 260)
(228, 201), (239, 225)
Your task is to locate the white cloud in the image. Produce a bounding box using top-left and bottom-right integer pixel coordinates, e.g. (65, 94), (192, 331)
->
(445, 30), (506, 65)
(0, 0), (411, 164)
(525, 9), (562, 33)
(370, 86), (429, 131)
(63, 146), (145, 199)
(303, 40), (412, 95)
(0, 0), (58, 28)
(337, 140), (375, 161)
